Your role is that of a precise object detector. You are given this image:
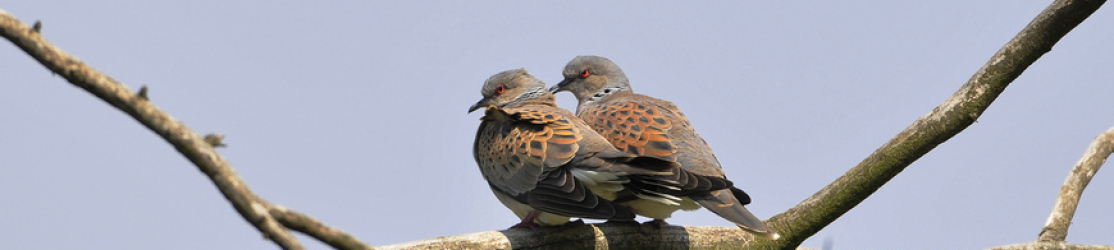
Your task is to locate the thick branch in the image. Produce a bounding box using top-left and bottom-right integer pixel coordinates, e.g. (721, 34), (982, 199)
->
(989, 242), (1114, 250)
(759, 0), (1106, 248)
(376, 223), (782, 250)
(1039, 126), (1114, 241)
(0, 9), (371, 250)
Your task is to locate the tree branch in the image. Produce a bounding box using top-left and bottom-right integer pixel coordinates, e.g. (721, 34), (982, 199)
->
(0, 8), (371, 250)
(376, 224), (797, 250)
(1039, 126), (1114, 242)
(759, 0), (1106, 248)
(989, 242), (1114, 250)
(270, 206), (374, 250)
(988, 126), (1114, 250)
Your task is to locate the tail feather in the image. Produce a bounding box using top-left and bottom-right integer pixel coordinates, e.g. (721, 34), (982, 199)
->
(689, 189), (778, 239)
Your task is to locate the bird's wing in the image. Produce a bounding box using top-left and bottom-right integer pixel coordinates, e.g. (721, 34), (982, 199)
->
(475, 106), (633, 220)
(578, 96), (679, 162)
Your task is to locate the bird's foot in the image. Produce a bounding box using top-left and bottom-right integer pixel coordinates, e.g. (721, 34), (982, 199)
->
(643, 219), (670, 229)
(509, 211), (542, 233)
(509, 220), (541, 233)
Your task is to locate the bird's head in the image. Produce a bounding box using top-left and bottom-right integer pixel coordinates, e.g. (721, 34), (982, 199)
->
(549, 55), (631, 103)
(469, 68), (552, 113)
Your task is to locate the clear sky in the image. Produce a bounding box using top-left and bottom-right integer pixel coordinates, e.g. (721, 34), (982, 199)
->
(2, 1), (1112, 249)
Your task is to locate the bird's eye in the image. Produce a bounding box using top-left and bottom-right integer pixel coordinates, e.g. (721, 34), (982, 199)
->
(579, 69), (591, 78)
(495, 85), (506, 94)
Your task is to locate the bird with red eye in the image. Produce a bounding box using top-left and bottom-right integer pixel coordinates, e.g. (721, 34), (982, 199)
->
(550, 55), (778, 239)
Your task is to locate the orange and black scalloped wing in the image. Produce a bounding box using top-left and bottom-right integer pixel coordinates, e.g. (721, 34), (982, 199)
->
(474, 106), (634, 220)
(578, 101), (678, 162)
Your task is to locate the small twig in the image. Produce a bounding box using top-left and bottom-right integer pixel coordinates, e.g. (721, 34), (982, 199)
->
(1038, 126), (1114, 242)
(204, 133), (227, 147)
(137, 85), (149, 100)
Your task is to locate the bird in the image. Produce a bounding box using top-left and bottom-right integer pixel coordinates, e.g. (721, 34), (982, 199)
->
(549, 55), (777, 238)
(469, 68), (691, 230)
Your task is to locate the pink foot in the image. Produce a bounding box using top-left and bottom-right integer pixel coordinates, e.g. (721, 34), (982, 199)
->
(509, 210), (542, 233)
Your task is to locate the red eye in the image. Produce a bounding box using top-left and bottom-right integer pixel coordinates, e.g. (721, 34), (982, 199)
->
(579, 69), (591, 78)
(495, 85), (506, 94)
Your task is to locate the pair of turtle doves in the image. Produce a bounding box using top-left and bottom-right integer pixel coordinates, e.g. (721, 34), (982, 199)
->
(468, 55), (775, 239)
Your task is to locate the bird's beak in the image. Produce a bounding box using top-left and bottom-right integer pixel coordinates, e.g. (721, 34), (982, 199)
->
(468, 98), (488, 113)
(549, 78), (571, 93)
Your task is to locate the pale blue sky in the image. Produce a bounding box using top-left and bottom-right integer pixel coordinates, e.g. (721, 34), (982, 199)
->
(2, 1), (1112, 249)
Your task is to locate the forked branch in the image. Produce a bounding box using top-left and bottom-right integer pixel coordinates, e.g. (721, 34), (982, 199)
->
(762, 0), (1105, 248)
(0, 8), (371, 250)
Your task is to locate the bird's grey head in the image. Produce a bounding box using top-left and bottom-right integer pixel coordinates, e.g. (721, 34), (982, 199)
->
(468, 68), (552, 113)
(549, 55), (632, 104)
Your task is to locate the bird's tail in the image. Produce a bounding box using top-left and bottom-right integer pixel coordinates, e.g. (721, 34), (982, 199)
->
(690, 188), (779, 239)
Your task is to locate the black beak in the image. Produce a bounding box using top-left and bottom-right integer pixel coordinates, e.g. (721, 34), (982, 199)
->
(549, 78), (571, 93)
(468, 98), (487, 113)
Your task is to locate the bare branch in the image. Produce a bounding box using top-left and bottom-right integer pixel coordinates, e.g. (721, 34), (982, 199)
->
(992, 126), (1114, 250)
(1038, 126), (1114, 241)
(763, 0), (1106, 247)
(376, 223), (771, 250)
(0, 9), (374, 250)
(270, 206), (374, 250)
(989, 241), (1114, 250)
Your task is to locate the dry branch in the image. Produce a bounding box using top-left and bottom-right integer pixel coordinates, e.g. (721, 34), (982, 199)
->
(0, 8), (371, 250)
(988, 126), (1114, 250)
(270, 206), (375, 250)
(762, 0), (1106, 248)
(1039, 126), (1114, 242)
(377, 224), (797, 250)
(990, 242), (1114, 250)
